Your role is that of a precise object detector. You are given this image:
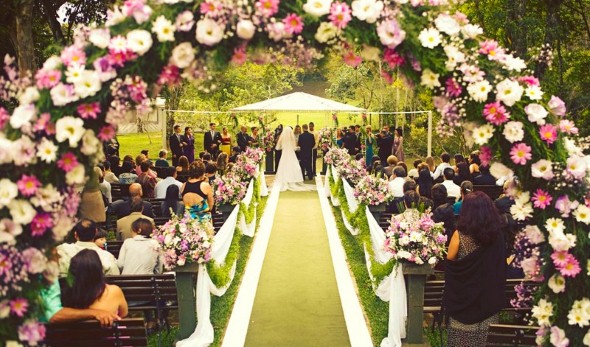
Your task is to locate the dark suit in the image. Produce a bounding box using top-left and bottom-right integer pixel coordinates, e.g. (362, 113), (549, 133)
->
(204, 130), (222, 156)
(298, 131), (315, 180)
(169, 133), (183, 166)
(376, 134), (394, 165)
(473, 173), (497, 186)
(108, 199), (155, 219)
(237, 132), (252, 152)
(342, 132), (359, 156)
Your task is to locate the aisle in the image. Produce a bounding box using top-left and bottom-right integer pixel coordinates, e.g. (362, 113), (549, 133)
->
(244, 190), (350, 347)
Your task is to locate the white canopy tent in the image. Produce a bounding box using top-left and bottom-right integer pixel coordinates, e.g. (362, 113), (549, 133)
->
(230, 92), (366, 112)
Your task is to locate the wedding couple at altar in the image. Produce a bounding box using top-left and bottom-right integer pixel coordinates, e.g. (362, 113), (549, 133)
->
(274, 124), (316, 191)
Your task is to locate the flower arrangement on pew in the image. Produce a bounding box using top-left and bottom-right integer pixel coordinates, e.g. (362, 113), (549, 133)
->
(318, 128), (333, 151)
(242, 147), (264, 165)
(152, 212), (214, 270)
(336, 158), (366, 186)
(324, 147), (350, 167)
(213, 173), (248, 206)
(262, 131), (275, 153)
(354, 175), (393, 206)
(384, 211), (447, 266)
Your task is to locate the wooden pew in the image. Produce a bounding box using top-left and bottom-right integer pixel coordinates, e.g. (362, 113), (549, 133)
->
(485, 324), (539, 346)
(44, 318), (147, 347)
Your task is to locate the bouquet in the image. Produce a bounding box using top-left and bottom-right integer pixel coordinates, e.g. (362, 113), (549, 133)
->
(318, 127), (333, 151)
(152, 213), (214, 270)
(243, 147), (264, 165)
(336, 158), (366, 186)
(213, 173), (248, 206)
(262, 131), (275, 152)
(233, 153), (259, 180)
(354, 175), (393, 206)
(324, 147), (349, 166)
(384, 210), (447, 266)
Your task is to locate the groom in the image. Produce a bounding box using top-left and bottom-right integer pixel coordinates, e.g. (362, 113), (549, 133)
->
(298, 124), (316, 181)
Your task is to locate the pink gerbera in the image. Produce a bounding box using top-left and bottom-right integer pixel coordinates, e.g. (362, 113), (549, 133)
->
(510, 142), (532, 165)
(33, 113), (55, 135)
(283, 13), (304, 35)
(77, 102), (101, 119)
(231, 47), (247, 65)
(200, 0), (223, 16)
(551, 251), (572, 268)
(383, 48), (405, 69)
(559, 120), (578, 135)
(17, 175), (41, 197)
(479, 146), (492, 166)
(10, 298), (28, 317)
(445, 78), (462, 97)
(539, 124), (558, 144)
(329, 2), (352, 29)
(532, 189), (553, 209)
(255, 0), (279, 17)
(479, 39), (505, 61)
(57, 152), (79, 172)
(30, 212), (53, 237)
(60, 45), (86, 66)
(559, 256), (581, 278)
(519, 75), (540, 87)
(483, 101), (510, 125)
(98, 125), (116, 141)
(0, 107), (8, 130)
(343, 51), (362, 67)
(35, 69), (62, 89)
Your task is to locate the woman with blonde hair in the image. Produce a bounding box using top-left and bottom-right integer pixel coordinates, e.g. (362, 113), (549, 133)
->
(425, 156), (436, 173)
(220, 127), (232, 157)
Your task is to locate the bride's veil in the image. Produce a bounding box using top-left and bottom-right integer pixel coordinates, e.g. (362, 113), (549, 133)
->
(276, 126), (296, 151)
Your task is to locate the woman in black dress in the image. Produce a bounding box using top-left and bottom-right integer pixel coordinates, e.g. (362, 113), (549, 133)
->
(182, 127), (195, 164)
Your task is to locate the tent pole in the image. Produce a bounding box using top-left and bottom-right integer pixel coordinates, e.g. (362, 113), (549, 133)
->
(427, 111), (432, 158)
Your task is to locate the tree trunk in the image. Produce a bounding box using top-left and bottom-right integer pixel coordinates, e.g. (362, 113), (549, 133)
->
(15, 0), (35, 76)
(41, 0), (66, 46)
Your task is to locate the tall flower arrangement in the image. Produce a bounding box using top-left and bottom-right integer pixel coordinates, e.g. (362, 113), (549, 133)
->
(336, 158), (366, 186)
(261, 131), (275, 152)
(353, 175), (393, 206)
(213, 173), (248, 206)
(324, 147), (349, 167)
(318, 127), (333, 151)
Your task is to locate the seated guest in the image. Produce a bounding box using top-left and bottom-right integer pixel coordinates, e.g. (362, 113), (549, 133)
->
(141, 149), (152, 164)
(103, 160), (119, 184)
(108, 156), (122, 178)
(229, 146), (241, 163)
(216, 153), (228, 176)
(176, 155), (190, 173)
(431, 152), (452, 181)
(473, 165), (496, 185)
(117, 218), (162, 275)
(442, 168), (461, 200)
(355, 153), (364, 162)
(370, 160), (383, 177)
(416, 165), (434, 199)
(94, 229), (108, 250)
(454, 181), (474, 215)
(161, 185), (184, 219)
(495, 178), (517, 214)
(109, 183), (155, 219)
(431, 184), (455, 242)
(206, 163), (217, 185)
(79, 169), (106, 223)
(118, 161), (138, 184)
(408, 159), (422, 179)
(396, 190), (421, 217)
(203, 153), (212, 163)
(181, 161), (214, 222)
(97, 166), (112, 204)
(116, 197), (155, 241)
(57, 219), (120, 276)
(387, 166), (407, 198)
(454, 155), (472, 186)
(62, 249), (128, 318)
(136, 161), (157, 199)
(155, 150), (170, 167)
(155, 167), (183, 199)
(382, 155), (399, 178)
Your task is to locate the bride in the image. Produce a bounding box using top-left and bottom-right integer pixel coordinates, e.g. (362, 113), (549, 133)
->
(274, 126), (315, 191)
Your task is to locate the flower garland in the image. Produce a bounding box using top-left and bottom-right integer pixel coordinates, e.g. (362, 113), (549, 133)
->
(0, 0), (588, 343)
(354, 175), (393, 206)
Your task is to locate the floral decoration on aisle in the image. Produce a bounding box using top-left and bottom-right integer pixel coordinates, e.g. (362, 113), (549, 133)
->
(353, 174), (393, 206)
(0, 0), (588, 344)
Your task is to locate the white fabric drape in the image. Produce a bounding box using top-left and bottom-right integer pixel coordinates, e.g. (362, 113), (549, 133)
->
(365, 206), (392, 264)
(259, 170), (268, 197)
(239, 180), (257, 237)
(324, 166), (332, 198)
(342, 178), (359, 213)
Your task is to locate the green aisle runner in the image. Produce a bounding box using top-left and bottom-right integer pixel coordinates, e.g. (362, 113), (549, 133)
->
(245, 191), (350, 347)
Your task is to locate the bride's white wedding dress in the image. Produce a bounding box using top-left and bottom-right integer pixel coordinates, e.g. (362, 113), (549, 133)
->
(274, 126), (315, 192)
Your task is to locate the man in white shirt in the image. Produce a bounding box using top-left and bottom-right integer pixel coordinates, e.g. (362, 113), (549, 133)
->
(155, 167), (183, 199)
(387, 166), (407, 198)
(441, 167), (461, 200)
(431, 152), (452, 181)
(57, 219), (120, 277)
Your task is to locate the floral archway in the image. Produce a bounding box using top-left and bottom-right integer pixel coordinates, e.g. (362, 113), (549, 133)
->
(1, 0), (588, 345)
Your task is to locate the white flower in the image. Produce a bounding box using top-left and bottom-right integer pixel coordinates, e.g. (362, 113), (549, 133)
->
(548, 232), (575, 252)
(302, 0), (332, 17)
(22, 248), (47, 274)
(10, 104), (37, 129)
(531, 298), (553, 327)
(564, 138), (583, 156)
(152, 15), (176, 42)
(80, 130), (100, 156)
(66, 164), (86, 186)
(351, 0), (383, 23)
(418, 28), (442, 48)
(420, 69), (440, 89)
(428, 257), (437, 265)
(0, 137), (13, 165)
(434, 13), (461, 36)
(0, 179), (18, 208)
(315, 22), (338, 43)
(461, 24), (483, 39)
(566, 156), (587, 179)
(496, 79), (524, 106)
(196, 18), (224, 46)
(546, 217), (566, 235)
(55, 116), (85, 147)
(548, 274), (566, 293)
(175, 11), (194, 32)
(531, 159), (554, 180)
(444, 45), (465, 70)
(65, 64), (85, 84)
(490, 162), (514, 180)
(126, 29), (153, 56)
(52, 213), (75, 241)
(510, 201), (533, 221)
(18, 86), (40, 105)
(472, 124), (494, 145)
(0, 218), (22, 245)
(236, 20), (256, 40)
(502, 121), (524, 143)
(37, 138), (58, 163)
(467, 80), (492, 102)
(73, 70), (102, 98)
(169, 42), (195, 69)
(268, 22), (287, 42)
(550, 326), (569, 346)
(524, 225), (545, 244)
(503, 55), (526, 72)
(584, 330), (590, 346)
(524, 103), (548, 125)
(43, 55), (62, 70)
(414, 257), (424, 265)
(377, 19), (406, 48)
(13, 136), (36, 167)
(109, 35), (128, 52)
(8, 199), (36, 225)
(89, 28), (110, 49)
(31, 184), (62, 212)
(50, 83), (77, 106)
(568, 299), (590, 327)
(573, 204), (590, 225)
(525, 85), (544, 100)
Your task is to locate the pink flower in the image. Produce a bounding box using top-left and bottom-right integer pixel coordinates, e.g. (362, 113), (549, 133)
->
(518, 75), (540, 87)
(123, 0), (153, 23)
(17, 175), (40, 197)
(158, 64), (181, 87)
(551, 251), (572, 267)
(445, 78), (462, 97)
(18, 321), (46, 345)
(559, 256), (581, 278)
(35, 69), (62, 89)
(532, 189), (552, 209)
(380, 70), (393, 84)
(329, 2), (352, 29)
(231, 47), (247, 65)
(479, 39), (505, 61)
(57, 152), (79, 172)
(548, 95), (566, 116)
(383, 48), (405, 68)
(539, 124), (558, 144)
(33, 113), (56, 135)
(31, 212), (53, 237)
(255, 0), (279, 17)
(0, 107), (9, 130)
(559, 120), (578, 135)
(10, 298), (28, 317)
(200, 0), (223, 16)
(549, 326), (569, 347)
(283, 13), (304, 35)
(77, 102), (101, 119)
(510, 143), (532, 165)
(479, 146), (492, 166)
(98, 125), (116, 141)
(343, 51), (362, 67)
(483, 101), (510, 125)
(60, 45), (86, 66)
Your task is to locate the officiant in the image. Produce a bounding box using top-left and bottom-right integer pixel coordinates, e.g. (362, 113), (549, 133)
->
(298, 124), (315, 181)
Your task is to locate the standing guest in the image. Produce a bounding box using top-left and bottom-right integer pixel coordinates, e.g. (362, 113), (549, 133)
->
(425, 156), (436, 173)
(118, 161), (137, 184)
(116, 197), (155, 241)
(161, 185), (184, 219)
(444, 192), (506, 346)
(181, 161), (214, 222)
(387, 166), (407, 198)
(408, 159), (422, 179)
(57, 219), (120, 276)
(204, 123), (222, 158)
(364, 125), (375, 168)
(136, 161), (157, 199)
(176, 155), (190, 174)
(309, 122), (319, 176)
(237, 126), (253, 152)
(298, 124), (316, 181)
(169, 124), (184, 166)
(94, 229), (108, 250)
(106, 157), (121, 181)
(354, 124), (362, 152)
(376, 129), (394, 165)
(416, 165), (434, 199)
(251, 127), (260, 147)
(431, 152), (452, 181)
(342, 125), (360, 155)
(117, 218), (162, 275)
(79, 169), (106, 223)
(335, 128), (344, 148)
(220, 126), (232, 157)
(382, 155), (399, 179)
(216, 153), (228, 176)
(473, 165), (496, 185)
(229, 146), (241, 163)
(155, 167), (183, 199)
(62, 249), (128, 317)
(181, 126), (195, 163)
(155, 150), (169, 167)
(393, 127), (405, 162)
(97, 166), (112, 204)
(442, 168), (461, 200)
(431, 184), (455, 242)
(108, 183), (155, 219)
(454, 181), (474, 215)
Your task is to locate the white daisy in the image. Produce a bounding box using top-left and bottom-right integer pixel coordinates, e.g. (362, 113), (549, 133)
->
(418, 28), (442, 49)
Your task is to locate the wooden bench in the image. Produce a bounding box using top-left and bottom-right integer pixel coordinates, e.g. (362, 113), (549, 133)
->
(111, 183), (131, 201)
(474, 185), (504, 200)
(485, 324), (539, 346)
(44, 318), (147, 346)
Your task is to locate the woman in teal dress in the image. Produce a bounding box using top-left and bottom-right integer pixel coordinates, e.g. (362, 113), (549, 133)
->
(336, 128), (344, 148)
(365, 125), (375, 167)
(180, 161), (213, 222)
